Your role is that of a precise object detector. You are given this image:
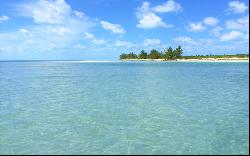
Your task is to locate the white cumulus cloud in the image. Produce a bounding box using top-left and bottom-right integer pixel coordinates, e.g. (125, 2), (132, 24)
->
(228, 1), (248, 14)
(136, 2), (172, 29)
(73, 10), (85, 19)
(226, 16), (249, 32)
(188, 22), (206, 32)
(100, 21), (125, 34)
(189, 17), (219, 33)
(84, 32), (106, 45)
(16, 0), (94, 33)
(203, 17), (219, 26)
(220, 30), (245, 41)
(152, 0), (182, 13)
(18, 0), (71, 24)
(137, 13), (171, 29)
(0, 0), (97, 54)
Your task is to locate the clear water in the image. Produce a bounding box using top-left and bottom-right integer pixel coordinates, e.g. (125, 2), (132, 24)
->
(0, 61), (249, 155)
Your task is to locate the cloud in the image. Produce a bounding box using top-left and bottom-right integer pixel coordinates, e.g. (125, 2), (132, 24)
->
(47, 26), (71, 36)
(0, 0), (97, 55)
(172, 37), (249, 55)
(0, 16), (9, 22)
(113, 39), (168, 52)
(73, 10), (85, 19)
(152, 0), (182, 13)
(137, 13), (171, 29)
(211, 26), (223, 37)
(0, 26), (74, 54)
(19, 28), (29, 33)
(16, 0), (94, 32)
(83, 32), (106, 45)
(203, 17), (219, 26)
(114, 40), (135, 47)
(136, 2), (173, 29)
(226, 16), (249, 32)
(173, 36), (198, 45)
(83, 32), (95, 40)
(18, 0), (71, 24)
(143, 38), (161, 46)
(100, 21), (125, 34)
(188, 17), (219, 32)
(74, 44), (87, 50)
(220, 30), (245, 41)
(210, 16), (249, 42)
(19, 28), (32, 37)
(227, 1), (248, 14)
(188, 22), (206, 32)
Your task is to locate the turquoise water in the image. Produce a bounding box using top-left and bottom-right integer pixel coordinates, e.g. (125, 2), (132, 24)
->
(0, 61), (249, 155)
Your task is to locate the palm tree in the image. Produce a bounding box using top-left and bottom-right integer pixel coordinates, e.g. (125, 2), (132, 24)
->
(149, 49), (160, 59)
(139, 50), (147, 59)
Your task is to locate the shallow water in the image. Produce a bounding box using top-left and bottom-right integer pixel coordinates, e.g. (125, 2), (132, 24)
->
(0, 61), (249, 154)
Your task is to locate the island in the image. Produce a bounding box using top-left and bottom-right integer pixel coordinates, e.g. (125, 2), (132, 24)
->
(120, 46), (249, 62)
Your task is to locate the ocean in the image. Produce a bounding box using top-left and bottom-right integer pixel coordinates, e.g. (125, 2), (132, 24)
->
(0, 61), (249, 154)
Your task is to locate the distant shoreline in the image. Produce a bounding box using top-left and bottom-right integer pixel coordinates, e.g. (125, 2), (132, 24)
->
(121, 57), (249, 62)
(0, 58), (249, 63)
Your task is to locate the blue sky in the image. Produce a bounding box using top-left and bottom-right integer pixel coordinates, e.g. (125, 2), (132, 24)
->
(0, 0), (249, 60)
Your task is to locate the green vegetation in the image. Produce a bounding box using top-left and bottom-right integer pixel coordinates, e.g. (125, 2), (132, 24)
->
(119, 46), (249, 61)
(181, 54), (249, 59)
(120, 46), (184, 60)
(139, 50), (147, 59)
(149, 49), (161, 59)
(120, 52), (138, 59)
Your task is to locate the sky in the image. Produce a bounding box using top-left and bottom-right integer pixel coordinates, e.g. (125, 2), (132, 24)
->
(0, 0), (249, 60)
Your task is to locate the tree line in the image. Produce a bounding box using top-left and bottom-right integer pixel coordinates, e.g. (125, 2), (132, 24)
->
(120, 46), (183, 60)
(182, 54), (249, 59)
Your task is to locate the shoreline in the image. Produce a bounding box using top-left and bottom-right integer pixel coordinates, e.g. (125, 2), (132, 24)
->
(121, 58), (249, 62)
(1, 58), (249, 63)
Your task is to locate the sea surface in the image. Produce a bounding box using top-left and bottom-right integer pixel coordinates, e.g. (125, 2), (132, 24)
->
(0, 61), (249, 155)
